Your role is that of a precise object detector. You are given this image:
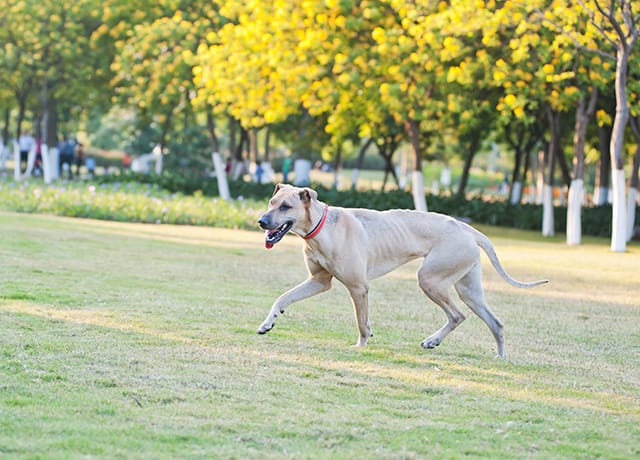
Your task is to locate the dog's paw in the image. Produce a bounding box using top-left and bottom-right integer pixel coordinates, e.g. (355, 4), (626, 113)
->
(420, 337), (441, 349)
(257, 322), (274, 334)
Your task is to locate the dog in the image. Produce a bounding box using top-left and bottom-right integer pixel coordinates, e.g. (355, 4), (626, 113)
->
(257, 184), (547, 358)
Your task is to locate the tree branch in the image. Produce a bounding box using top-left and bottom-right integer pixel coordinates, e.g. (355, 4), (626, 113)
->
(531, 4), (615, 60)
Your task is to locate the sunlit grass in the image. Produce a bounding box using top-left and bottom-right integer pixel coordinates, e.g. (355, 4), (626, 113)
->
(0, 212), (638, 458)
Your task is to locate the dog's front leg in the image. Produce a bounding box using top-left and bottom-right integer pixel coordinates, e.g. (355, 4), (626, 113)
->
(257, 275), (331, 334)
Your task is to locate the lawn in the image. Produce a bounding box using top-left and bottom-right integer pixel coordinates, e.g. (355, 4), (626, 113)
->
(0, 212), (638, 459)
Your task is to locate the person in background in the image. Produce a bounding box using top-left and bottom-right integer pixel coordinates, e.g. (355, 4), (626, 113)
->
(85, 155), (96, 179)
(122, 153), (132, 172)
(58, 137), (76, 178)
(282, 156), (292, 183)
(32, 137), (43, 176)
(255, 161), (264, 184)
(18, 131), (35, 173)
(74, 143), (84, 178)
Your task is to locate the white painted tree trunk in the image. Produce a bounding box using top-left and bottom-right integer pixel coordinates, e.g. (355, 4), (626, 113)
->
(212, 152), (231, 200)
(566, 179), (583, 245)
(24, 149), (36, 177)
(626, 187), (637, 242)
(293, 159), (312, 186)
(48, 147), (59, 181)
(0, 143), (6, 170)
(593, 186), (608, 205)
(13, 141), (21, 180)
(155, 153), (163, 175)
(412, 171), (427, 212)
(542, 184), (554, 237)
(610, 169), (627, 252)
(536, 175), (544, 204)
(351, 168), (359, 189)
(510, 181), (522, 205)
(41, 144), (52, 184)
(333, 167), (342, 190)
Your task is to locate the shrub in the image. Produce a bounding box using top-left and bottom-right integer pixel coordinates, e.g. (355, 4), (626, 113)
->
(0, 174), (624, 237)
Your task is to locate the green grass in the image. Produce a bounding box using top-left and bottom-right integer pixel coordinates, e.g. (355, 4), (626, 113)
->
(1, 212), (638, 459)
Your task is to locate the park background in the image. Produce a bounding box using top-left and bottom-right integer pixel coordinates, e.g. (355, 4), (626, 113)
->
(0, 1), (639, 458)
(0, 0), (639, 248)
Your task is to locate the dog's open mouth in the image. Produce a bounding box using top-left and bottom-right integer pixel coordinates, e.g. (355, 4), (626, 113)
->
(264, 221), (293, 249)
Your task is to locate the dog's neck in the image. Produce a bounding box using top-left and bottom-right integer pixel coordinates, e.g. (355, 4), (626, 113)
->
(302, 203), (329, 240)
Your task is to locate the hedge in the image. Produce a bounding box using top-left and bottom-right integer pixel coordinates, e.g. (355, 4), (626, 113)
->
(99, 173), (619, 238)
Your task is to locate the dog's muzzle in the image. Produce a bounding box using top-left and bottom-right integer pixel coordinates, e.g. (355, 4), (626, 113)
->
(258, 214), (293, 249)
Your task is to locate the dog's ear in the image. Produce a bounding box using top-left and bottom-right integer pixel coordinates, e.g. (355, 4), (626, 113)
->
(299, 187), (318, 204)
(272, 183), (284, 197)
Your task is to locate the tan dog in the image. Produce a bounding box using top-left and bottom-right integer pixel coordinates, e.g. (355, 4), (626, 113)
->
(257, 184), (547, 358)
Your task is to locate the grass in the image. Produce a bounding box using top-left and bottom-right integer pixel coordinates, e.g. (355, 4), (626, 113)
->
(0, 212), (638, 459)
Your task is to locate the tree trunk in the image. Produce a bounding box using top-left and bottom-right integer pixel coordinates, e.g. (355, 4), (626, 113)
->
(248, 128), (258, 163)
(350, 137), (373, 190)
(2, 108), (9, 144)
(543, 106), (560, 237)
(594, 124), (612, 205)
(567, 88), (598, 245)
(379, 139), (400, 190)
(456, 134), (480, 197)
(405, 119), (427, 212)
(264, 126), (271, 161)
(235, 126), (247, 162)
(332, 144), (342, 190)
(609, 47), (631, 252)
(206, 108), (220, 153)
(42, 82), (59, 182)
(627, 146), (639, 241)
(1, 108), (10, 171)
(228, 116), (237, 158)
(535, 148), (545, 204)
(509, 145), (524, 204)
(15, 96), (26, 139)
(556, 142), (571, 188)
(627, 116), (640, 241)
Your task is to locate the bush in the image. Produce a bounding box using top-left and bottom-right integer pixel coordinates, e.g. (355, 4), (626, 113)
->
(3, 173), (624, 238)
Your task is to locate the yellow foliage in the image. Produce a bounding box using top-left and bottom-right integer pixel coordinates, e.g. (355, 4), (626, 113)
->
(447, 66), (462, 83)
(596, 109), (612, 127)
(493, 70), (506, 82)
(372, 27), (386, 43)
(503, 94), (517, 106)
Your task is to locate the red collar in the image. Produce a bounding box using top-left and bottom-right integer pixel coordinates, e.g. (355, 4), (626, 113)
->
(302, 204), (329, 240)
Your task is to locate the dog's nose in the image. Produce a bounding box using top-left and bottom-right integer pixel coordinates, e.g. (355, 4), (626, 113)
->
(258, 215), (270, 230)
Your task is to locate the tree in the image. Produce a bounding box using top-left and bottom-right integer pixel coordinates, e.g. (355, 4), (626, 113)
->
(111, 2), (222, 162)
(540, 0), (639, 251)
(0, 0), (109, 182)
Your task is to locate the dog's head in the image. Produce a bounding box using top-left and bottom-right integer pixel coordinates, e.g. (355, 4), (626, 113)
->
(258, 183), (318, 249)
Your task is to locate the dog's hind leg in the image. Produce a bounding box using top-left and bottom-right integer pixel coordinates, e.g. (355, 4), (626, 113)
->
(454, 263), (506, 358)
(346, 284), (372, 347)
(417, 262), (466, 351)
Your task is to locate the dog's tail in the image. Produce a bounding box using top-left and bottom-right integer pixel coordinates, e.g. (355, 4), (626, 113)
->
(467, 225), (549, 288)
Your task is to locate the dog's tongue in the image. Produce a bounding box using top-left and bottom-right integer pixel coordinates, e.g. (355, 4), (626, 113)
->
(264, 230), (274, 249)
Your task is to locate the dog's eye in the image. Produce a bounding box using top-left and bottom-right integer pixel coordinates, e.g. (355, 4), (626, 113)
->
(279, 203), (291, 211)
